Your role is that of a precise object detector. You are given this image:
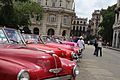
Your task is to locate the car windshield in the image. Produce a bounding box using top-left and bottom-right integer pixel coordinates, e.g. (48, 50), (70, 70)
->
(41, 36), (62, 43)
(0, 29), (8, 44)
(23, 34), (43, 44)
(4, 28), (23, 44)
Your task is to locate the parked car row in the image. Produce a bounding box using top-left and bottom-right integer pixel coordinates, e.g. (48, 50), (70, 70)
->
(0, 28), (80, 80)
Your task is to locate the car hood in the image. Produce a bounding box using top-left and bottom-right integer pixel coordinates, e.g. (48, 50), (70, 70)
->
(46, 43), (73, 51)
(0, 44), (62, 73)
(26, 44), (62, 55)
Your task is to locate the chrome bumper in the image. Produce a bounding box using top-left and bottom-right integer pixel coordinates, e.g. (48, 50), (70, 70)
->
(44, 75), (73, 80)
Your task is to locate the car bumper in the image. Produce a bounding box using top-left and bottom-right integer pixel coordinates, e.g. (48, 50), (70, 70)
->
(44, 75), (73, 80)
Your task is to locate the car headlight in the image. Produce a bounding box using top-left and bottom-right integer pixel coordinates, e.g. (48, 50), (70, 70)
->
(78, 49), (82, 53)
(71, 52), (77, 59)
(17, 69), (30, 80)
(73, 65), (79, 76)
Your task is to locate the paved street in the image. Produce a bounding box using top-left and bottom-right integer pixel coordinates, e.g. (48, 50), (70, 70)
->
(76, 45), (120, 80)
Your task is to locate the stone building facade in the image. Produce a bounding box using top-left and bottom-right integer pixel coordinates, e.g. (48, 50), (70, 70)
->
(28, 0), (75, 37)
(71, 16), (88, 38)
(89, 10), (102, 36)
(112, 0), (120, 48)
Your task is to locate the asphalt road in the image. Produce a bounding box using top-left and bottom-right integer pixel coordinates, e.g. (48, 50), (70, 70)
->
(76, 45), (120, 80)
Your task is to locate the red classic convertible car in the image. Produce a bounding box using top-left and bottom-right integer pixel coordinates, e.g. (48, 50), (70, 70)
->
(22, 34), (78, 61)
(41, 35), (82, 58)
(0, 28), (79, 80)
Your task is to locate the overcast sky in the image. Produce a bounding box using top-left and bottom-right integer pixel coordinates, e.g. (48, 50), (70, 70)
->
(75, 0), (117, 20)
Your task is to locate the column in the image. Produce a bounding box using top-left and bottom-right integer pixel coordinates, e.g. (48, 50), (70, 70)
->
(112, 31), (115, 47)
(115, 30), (119, 47)
(118, 12), (120, 23)
(115, 14), (118, 24)
(56, 14), (62, 35)
(117, 0), (120, 6)
(42, 13), (48, 35)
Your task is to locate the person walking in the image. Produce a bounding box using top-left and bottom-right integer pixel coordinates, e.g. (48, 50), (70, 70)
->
(93, 37), (98, 55)
(96, 38), (103, 57)
(77, 36), (85, 54)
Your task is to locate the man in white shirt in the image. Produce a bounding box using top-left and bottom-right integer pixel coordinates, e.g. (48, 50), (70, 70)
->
(77, 36), (85, 53)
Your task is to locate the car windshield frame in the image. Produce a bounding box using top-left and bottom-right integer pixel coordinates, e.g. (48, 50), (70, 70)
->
(0, 29), (9, 44)
(22, 34), (45, 44)
(2, 28), (25, 45)
(41, 35), (62, 44)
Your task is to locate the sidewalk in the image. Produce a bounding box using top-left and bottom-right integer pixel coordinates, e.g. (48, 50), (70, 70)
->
(104, 46), (120, 52)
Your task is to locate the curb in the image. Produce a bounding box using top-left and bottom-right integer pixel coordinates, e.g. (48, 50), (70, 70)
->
(104, 46), (120, 52)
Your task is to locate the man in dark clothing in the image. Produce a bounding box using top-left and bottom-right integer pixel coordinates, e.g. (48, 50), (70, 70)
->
(93, 38), (98, 55)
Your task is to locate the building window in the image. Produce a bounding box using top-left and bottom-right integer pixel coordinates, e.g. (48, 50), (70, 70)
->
(83, 27), (85, 32)
(73, 21), (76, 24)
(60, 0), (62, 6)
(52, 2), (55, 7)
(46, 0), (48, 5)
(63, 15), (69, 25)
(48, 14), (56, 22)
(52, 0), (57, 7)
(77, 21), (79, 24)
(80, 26), (82, 31)
(80, 21), (82, 23)
(73, 26), (75, 30)
(84, 21), (86, 24)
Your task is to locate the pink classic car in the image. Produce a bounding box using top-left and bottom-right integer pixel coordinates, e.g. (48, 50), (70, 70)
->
(22, 34), (78, 61)
(0, 28), (79, 80)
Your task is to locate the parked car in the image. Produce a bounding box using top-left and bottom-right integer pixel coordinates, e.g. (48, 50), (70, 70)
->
(41, 35), (82, 58)
(0, 28), (79, 80)
(22, 34), (78, 61)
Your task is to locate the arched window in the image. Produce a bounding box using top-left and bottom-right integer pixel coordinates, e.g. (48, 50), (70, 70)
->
(80, 26), (82, 31)
(33, 27), (39, 35)
(73, 26), (75, 30)
(60, 0), (62, 6)
(47, 28), (55, 36)
(83, 27), (85, 32)
(23, 27), (31, 34)
(62, 30), (66, 36)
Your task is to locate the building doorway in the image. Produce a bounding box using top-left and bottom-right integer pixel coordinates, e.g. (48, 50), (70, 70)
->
(118, 32), (120, 48)
(62, 30), (66, 36)
(114, 33), (117, 47)
(47, 28), (55, 36)
(23, 27), (31, 34)
(33, 27), (39, 35)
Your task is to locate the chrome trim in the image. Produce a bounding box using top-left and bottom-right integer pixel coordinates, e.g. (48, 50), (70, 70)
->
(49, 68), (62, 74)
(44, 75), (73, 80)
(51, 54), (60, 75)
(71, 52), (78, 59)
(36, 48), (55, 54)
(17, 69), (30, 80)
(73, 65), (79, 76)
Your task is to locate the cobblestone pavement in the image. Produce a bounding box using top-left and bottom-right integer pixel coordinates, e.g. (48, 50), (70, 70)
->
(76, 45), (120, 80)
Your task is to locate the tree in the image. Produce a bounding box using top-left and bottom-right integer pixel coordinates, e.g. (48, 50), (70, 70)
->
(0, 0), (43, 29)
(99, 4), (116, 45)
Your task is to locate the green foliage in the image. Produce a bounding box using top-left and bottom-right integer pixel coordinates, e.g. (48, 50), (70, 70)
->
(0, 0), (43, 28)
(99, 4), (116, 43)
